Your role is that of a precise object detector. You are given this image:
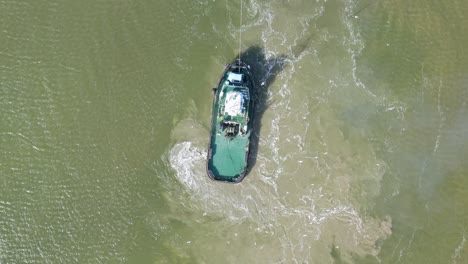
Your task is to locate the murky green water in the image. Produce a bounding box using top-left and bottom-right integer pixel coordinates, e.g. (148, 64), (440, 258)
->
(1, 0), (467, 263)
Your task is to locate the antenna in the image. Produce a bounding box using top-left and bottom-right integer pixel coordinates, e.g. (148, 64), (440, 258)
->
(238, 0), (243, 63)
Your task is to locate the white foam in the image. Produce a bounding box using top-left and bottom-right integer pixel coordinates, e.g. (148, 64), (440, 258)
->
(451, 234), (466, 263)
(168, 141), (207, 192)
(342, 0), (376, 98)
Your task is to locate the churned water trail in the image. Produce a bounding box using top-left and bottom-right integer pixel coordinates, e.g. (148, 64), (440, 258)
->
(166, 1), (395, 262)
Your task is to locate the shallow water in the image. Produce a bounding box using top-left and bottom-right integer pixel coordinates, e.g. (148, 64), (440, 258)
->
(1, 0), (467, 263)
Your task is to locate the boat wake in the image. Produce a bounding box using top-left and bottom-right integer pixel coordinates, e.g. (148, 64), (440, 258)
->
(169, 141), (207, 192)
(164, 0), (395, 262)
(167, 137), (391, 262)
(166, 115), (391, 262)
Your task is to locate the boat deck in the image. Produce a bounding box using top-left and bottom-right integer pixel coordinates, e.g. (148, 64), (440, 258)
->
(208, 133), (249, 179)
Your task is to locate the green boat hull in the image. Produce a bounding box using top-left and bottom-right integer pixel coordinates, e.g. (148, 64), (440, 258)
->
(207, 60), (255, 183)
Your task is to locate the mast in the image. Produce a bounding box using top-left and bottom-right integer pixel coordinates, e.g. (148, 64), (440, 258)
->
(238, 0), (243, 68)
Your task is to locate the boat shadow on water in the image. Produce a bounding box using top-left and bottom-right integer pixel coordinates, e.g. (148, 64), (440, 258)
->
(233, 46), (287, 180)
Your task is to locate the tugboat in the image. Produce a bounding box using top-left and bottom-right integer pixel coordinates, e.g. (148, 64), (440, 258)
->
(207, 60), (255, 183)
